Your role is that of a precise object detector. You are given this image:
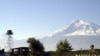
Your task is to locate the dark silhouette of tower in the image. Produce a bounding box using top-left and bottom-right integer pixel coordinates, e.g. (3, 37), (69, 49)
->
(91, 44), (94, 50)
(5, 30), (13, 52)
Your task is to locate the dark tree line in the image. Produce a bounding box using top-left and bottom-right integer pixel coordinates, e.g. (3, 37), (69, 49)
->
(27, 37), (72, 56)
(55, 39), (72, 56)
(27, 37), (44, 56)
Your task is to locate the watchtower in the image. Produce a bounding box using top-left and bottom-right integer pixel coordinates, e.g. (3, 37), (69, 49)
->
(5, 30), (13, 52)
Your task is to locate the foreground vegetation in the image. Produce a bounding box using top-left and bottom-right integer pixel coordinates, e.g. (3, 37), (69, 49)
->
(27, 37), (72, 56)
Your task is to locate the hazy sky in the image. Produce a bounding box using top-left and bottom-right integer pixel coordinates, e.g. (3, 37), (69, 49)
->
(0, 0), (100, 39)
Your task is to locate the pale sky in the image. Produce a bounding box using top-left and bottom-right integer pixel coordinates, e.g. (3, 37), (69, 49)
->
(0, 0), (100, 39)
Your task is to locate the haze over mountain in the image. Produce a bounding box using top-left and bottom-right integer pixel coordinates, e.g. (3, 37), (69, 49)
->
(0, 36), (28, 49)
(0, 20), (100, 51)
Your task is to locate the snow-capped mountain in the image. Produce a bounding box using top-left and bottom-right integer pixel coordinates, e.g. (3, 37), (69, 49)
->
(65, 20), (100, 36)
(43, 20), (100, 37)
(0, 20), (100, 51)
(40, 20), (100, 51)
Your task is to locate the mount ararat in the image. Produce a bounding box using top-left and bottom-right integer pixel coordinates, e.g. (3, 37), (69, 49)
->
(0, 20), (100, 51)
(40, 20), (100, 51)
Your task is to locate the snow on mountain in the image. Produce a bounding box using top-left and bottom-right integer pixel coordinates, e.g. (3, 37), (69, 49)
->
(65, 20), (100, 36)
(40, 20), (100, 51)
(0, 20), (100, 51)
(44, 20), (100, 37)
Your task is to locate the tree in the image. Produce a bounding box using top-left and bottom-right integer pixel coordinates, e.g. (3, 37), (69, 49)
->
(55, 39), (72, 56)
(27, 37), (44, 56)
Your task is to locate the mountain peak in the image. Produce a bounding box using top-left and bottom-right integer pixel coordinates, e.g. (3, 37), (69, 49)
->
(71, 20), (90, 26)
(43, 20), (100, 37)
(65, 20), (100, 36)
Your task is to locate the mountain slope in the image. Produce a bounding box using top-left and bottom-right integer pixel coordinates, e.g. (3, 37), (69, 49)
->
(65, 20), (100, 36)
(40, 20), (100, 51)
(42, 20), (100, 37)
